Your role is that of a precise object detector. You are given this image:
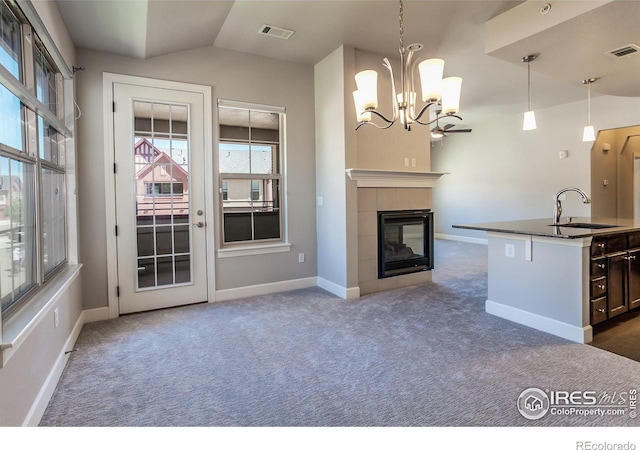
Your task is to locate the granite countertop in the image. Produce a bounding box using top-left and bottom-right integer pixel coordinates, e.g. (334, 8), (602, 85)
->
(453, 217), (640, 239)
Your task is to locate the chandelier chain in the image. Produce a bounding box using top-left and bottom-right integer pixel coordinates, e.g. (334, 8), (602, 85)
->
(399, 0), (404, 51)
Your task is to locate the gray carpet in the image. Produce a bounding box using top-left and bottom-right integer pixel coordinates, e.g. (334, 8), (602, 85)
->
(40, 240), (640, 426)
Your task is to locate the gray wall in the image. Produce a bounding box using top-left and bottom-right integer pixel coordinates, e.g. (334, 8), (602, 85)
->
(314, 46), (351, 290)
(76, 45), (317, 309)
(432, 95), (640, 240)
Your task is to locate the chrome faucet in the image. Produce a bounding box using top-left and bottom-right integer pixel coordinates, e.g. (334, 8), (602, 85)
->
(553, 187), (591, 224)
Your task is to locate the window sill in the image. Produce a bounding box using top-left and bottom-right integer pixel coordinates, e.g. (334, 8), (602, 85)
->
(1, 263), (82, 368)
(217, 242), (291, 259)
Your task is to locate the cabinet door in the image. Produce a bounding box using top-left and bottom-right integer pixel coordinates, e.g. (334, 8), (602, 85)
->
(629, 250), (640, 310)
(607, 254), (629, 318)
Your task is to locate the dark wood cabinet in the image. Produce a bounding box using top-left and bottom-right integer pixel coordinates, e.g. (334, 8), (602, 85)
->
(590, 233), (640, 325)
(606, 253), (628, 318)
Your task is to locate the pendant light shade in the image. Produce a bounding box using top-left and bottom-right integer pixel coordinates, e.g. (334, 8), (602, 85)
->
(354, 70), (378, 110)
(418, 58), (444, 102)
(441, 77), (462, 115)
(582, 78), (597, 142)
(522, 55), (537, 131)
(582, 125), (596, 142)
(523, 110), (537, 131)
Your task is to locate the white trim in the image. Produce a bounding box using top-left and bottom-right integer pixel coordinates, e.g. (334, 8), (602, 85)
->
(23, 310), (84, 426)
(102, 73), (214, 319)
(217, 98), (285, 114)
(435, 233), (488, 245)
(1, 264), (82, 367)
(486, 300), (593, 344)
(317, 277), (361, 300)
(217, 242), (291, 258)
(215, 277), (317, 302)
(82, 306), (110, 324)
(346, 168), (447, 188)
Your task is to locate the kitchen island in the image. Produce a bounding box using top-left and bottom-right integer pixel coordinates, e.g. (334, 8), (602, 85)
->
(454, 217), (640, 343)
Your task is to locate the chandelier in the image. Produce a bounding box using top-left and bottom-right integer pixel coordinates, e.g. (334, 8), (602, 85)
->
(352, 0), (463, 131)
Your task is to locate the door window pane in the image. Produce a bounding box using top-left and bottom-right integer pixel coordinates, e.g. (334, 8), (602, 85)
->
(133, 101), (192, 289)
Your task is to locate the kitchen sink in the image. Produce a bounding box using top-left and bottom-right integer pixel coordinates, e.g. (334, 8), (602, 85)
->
(549, 222), (621, 229)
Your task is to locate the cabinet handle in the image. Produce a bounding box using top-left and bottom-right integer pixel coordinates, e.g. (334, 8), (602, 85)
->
(597, 308), (606, 313)
(597, 263), (605, 269)
(597, 284), (605, 289)
(597, 243), (605, 249)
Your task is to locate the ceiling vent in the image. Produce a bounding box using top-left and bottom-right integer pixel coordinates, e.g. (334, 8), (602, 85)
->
(606, 44), (640, 58)
(258, 24), (295, 40)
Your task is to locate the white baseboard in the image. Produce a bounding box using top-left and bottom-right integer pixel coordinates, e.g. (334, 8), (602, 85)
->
(215, 277), (318, 302)
(317, 277), (360, 300)
(23, 311), (84, 426)
(83, 306), (110, 323)
(435, 233), (488, 245)
(486, 300), (592, 344)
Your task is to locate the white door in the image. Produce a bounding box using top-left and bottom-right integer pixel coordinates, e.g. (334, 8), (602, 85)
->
(113, 82), (208, 314)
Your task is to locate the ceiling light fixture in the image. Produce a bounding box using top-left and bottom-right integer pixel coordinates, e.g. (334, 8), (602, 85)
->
(522, 55), (537, 131)
(582, 78), (596, 142)
(352, 0), (463, 132)
(582, 78), (597, 142)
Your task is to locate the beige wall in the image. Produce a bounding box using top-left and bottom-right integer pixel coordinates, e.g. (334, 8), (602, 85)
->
(76, 45), (317, 308)
(432, 95), (640, 240)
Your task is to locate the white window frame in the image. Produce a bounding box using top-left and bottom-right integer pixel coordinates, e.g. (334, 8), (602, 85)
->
(216, 99), (290, 258)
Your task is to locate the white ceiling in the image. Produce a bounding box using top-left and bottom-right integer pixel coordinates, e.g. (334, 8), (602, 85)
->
(55, 0), (640, 120)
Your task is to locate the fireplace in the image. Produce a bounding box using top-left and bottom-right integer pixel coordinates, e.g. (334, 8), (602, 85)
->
(378, 209), (434, 278)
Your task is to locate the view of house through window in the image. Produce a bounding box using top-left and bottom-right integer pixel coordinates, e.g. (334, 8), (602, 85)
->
(0, 0), (67, 314)
(218, 100), (284, 244)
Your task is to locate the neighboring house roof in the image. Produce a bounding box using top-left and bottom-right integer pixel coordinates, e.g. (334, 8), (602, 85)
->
(134, 138), (189, 182)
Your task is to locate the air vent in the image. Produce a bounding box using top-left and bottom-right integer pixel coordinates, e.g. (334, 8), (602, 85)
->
(258, 24), (295, 40)
(606, 44), (640, 58)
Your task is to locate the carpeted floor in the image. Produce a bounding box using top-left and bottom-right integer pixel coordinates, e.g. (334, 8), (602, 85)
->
(40, 239), (640, 426)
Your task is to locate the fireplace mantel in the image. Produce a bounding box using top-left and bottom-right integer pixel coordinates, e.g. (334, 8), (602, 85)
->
(346, 168), (447, 188)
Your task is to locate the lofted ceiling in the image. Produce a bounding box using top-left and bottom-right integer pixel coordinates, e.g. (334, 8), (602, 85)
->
(55, 0), (640, 119)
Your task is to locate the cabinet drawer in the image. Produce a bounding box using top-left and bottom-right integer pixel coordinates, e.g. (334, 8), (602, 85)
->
(629, 231), (640, 250)
(591, 237), (607, 258)
(607, 234), (628, 254)
(591, 297), (608, 325)
(591, 277), (607, 298)
(591, 259), (606, 278)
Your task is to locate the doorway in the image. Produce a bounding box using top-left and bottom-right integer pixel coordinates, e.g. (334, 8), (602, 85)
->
(104, 74), (214, 315)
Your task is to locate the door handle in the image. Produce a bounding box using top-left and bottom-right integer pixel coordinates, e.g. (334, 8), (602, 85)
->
(193, 221), (205, 228)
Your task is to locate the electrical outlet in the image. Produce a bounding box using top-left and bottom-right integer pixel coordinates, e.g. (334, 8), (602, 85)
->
(505, 244), (515, 258)
(404, 157), (410, 167)
(54, 308), (59, 328)
(298, 253), (305, 263)
(411, 158), (416, 167)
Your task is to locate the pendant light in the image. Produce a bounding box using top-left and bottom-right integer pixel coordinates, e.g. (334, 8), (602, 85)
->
(522, 55), (537, 131)
(582, 78), (596, 142)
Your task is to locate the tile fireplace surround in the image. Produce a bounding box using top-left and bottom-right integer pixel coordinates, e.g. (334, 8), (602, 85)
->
(348, 169), (445, 295)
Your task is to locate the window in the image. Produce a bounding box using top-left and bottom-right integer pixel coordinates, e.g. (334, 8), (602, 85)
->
(144, 182), (184, 196)
(0, 0), (21, 80)
(218, 100), (284, 245)
(0, 1), (68, 315)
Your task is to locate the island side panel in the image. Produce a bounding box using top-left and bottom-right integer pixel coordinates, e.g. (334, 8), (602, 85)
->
(485, 232), (593, 343)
